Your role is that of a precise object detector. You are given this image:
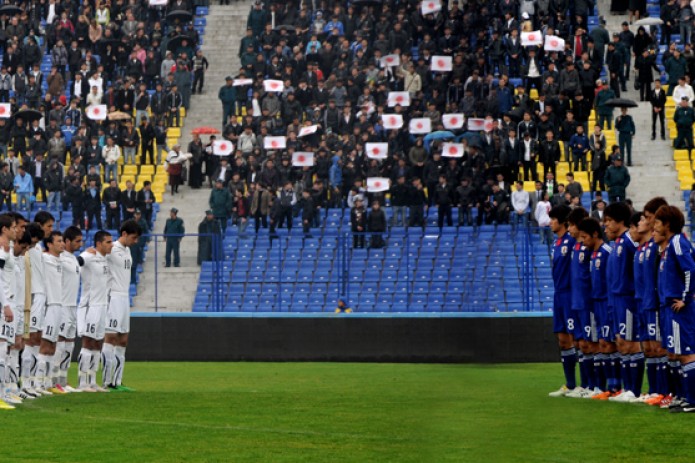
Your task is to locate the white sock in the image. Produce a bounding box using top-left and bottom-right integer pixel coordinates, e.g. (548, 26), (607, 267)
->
(88, 349), (100, 387)
(49, 353), (60, 388)
(101, 343), (115, 387)
(0, 344), (6, 396)
(28, 345), (39, 388)
(60, 341), (74, 387)
(7, 349), (18, 391)
(114, 346), (126, 386)
(78, 348), (91, 389)
(36, 353), (50, 390)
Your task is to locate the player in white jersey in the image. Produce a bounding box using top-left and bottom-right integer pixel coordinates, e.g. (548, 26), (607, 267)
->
(78, 231), (113, 392)
(103, 220), (141, 391)
(0, 215), (17, 409)
(56, 226), (84, 393)
(11, 229), (30, 400)
(23, 212), (54, 395)
(35, 231), (68, 395)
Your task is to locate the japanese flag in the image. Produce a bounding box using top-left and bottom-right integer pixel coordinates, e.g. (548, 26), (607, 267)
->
(263, 79), (284, 92)
(421, 0), (441, 15)
(263, 136), (286, 150)
(213, 140), (234, 156)
(484, 118), (494, 132)
(298, 125), (319, 137)
(467, 118), (485, 131)
(431, 56), (453, 72)
(442, 114), (464, 129)
(387, 91), (411, 107)
(382, 114), (404, 130)
(0, 103), (10, 119)
(292, 151), (314, 167)
(441, 143), (464, 158)
(381, 54), (400, 67)
(544, 35), (565, 52)
(86, 104), (107, 121)
(521, 31), (543, 47)
(233, 78), (253, 86)
(409, 118), (431, 134)
(367, 177), (390, 193)
(149, 0), (167, 5)
(366, 143), (388, 159)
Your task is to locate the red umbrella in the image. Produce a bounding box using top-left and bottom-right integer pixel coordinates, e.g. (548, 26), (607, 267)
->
(191, 126), (220, 135)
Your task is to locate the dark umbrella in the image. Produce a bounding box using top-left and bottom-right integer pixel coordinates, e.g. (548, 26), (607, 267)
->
(506, 108), (525, 122)
(0, 5), (22, 16)
(457, 132), (482, 148)
(273, 24), (296, 32)
(166, 9), (193, 23)
(604, 98), (639, 108)
(167, 34), (193, 52)
(13, 108), (42, 122)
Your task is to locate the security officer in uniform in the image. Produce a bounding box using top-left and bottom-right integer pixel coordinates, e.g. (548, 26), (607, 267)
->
(163, 207), (185, 267)
(674, 96), (695, 152)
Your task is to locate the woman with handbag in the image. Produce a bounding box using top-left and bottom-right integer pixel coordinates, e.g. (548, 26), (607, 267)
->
(166, 145), (184, 195)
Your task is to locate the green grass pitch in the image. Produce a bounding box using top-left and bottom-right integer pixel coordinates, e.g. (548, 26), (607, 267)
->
(6, 362), (695, 462)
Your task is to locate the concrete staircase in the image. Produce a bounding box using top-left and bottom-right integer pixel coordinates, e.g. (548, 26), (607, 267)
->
(133, 2), (252, 312)
(598, 0), (684, 210)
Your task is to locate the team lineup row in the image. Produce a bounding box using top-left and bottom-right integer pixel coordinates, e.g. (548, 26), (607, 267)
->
(548, 197), (695, 413)
(0, 211), (142, 409)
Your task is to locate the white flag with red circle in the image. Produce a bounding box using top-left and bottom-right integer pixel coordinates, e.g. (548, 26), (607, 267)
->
(263, 136), (286, 149)
(544, 35), (565, 52)
(483, 118), (495, 132)
(149, 0), (167, 5)
(298, 125), (319, 137)
(442, 114), (464, 129)
(409, 118), (431, 134)
(521, 30), (543, 46)
(387, 91), (411, 107)
(0, 103), (10, 119)
(431, 56), (453, 72)
(213, 140), (234, 156)
(380, 54), (400, 67)
(382, 114), (404, 130)
(86, 104), (107, 121)
(233, 78), (253, 87)
(366, 143), (388, 159)
(441, 143), (464, 158)
(467, 118), (485, 131)
(292, 151), (314, 167)
(367, 177), (390, 192)
(421, 0), (441, 15)
(263, 79), (284, 92)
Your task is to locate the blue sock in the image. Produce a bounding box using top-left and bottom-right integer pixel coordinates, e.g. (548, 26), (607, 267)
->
(631, 352), (645, 396)
(611, 352), (622, 391)
(658, 357), (669, 395)
(646, 358), (658, 395)
(595, 353), (607, 391)
(621, 354), (631, 392)
(584, 354), (595, 390)
(678, 362), (685, 399)
(561, 348), (577, 389)
(578, 352), (588, 389)
(668, 361), (682, 398)
(682, 362), (695, 404)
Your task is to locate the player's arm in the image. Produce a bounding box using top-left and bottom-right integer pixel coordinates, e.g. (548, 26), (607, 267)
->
(672, 236), (695, 311)
(0, 255), (11, 322)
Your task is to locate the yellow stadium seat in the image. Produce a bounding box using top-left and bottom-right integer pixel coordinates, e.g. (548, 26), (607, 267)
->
(138, 174), (152, 183)
(180, 107), (186, 117)
(140, 165), (155, 176)
(167, 127), (181, 138)
(122, 165), (137, 176)
(674, 150), (690, 161)
(529, 88), (538, 100)
(676, 160), (691, 171)
(523, 181), (535, 192)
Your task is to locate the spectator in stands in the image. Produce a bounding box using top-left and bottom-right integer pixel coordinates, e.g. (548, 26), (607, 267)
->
(408, 178), (427, 229)
(595, 81), (616, 130)
(137, 181), (157, 227)
(218, 76), (237, 127)
(121, 180), (137, 222)
(634, 48), (661, 102)
(511, 181), (530, 230)
(650, 80), (666, 140)
(569, 125), (590, 172)
(591, 140), (608, 195)
(0, 163), (12, 212)
(672, 76), (695, 105)
(103, 179), (122, 230)
(535, 191), (553, 246)
(250, 182), (271, 233)
(350, 197), (366, 249)
(164, 208), (185, 268)
(615, 107), (636, 166)
(44, 160), (63, 213)
(84, 178), (103, 230)
(604, 157), (631, 203)
(103, 136), (121, 183)
(367, 200), (386, 248)
(674, 96), (695, 150)
(65, 176), (84, 228)
(198, 210), (222, 265)
(166, 144), (185, 196)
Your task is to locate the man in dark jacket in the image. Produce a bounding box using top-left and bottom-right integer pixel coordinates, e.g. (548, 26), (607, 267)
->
(408, 178), (427, 229)
(163, 208), (185, 267)
(538, 129), (561, 179)
(102, 179), (122, 229)
(197, 210), (222, 265)
(350, 197), (367, 248)
(456, 177), (476, 227)
(0, 162), (12, 211)
(367, 200), (387, 248)
(604, 157), (631, 203)
(674, 96), (695, 150)
(65, 176), (84, 227)
(43, 160), (63, 213)
(84, 178), (102, 230)
(120, 180), (137, 222)
(434, 175), (453, 229)
(389, 175), (409, 227)
(300, 189), (315, 238)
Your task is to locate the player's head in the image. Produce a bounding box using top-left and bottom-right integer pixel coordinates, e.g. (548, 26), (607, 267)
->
(14, 230), (31, 256)
(94, 230), (114, 255)
(7, 211), (27, 237)
(578, 217), (603, 249)
(26, 222), (43, 244)
(119, 219), (142, 247)
(642, 196), (668, 230)
(63, 226), (83, 253)
(654, 205), (684, 243)
(567, 207), (588, 238)
(603, 202), (631, 239)
(33, 210), (55, 236)
(548, 204), (571, 234)
(0, 213), (16, 241)
(44, 230), (64, 255)
(629, 211), (644, 241)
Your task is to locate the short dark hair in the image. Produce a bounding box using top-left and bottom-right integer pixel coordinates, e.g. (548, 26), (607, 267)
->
(63, 225), (83, 243)
(43, 230), (62, 248)
(7, 211), (26, 224)
(604, 202), (631, 226)
(26, 222), (43, 241)
(33, 211), (55, 226)
(567, 207), (589, 225)
(655, 205), (685, 235)
(549, 205), (572, 224)
(0, 214), (14, 235)
(120, 219), (142, 237)
(94, 230), (112, 244)
(643, 197), (668, 215)
(578, 217), (602, 237)
(18, 230), (32, 246)
(630, 212), (642, 228)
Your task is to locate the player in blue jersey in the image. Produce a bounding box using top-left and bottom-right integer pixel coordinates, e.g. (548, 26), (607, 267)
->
(626, 211), (649, 402)
(637, 197), (672, 406)
(653, 205), (695, 412)
(565, 207), (599, 398)
(579, 217), (619, 399)
(604, 202), (643, 403)
(548, 205), (579, 397)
